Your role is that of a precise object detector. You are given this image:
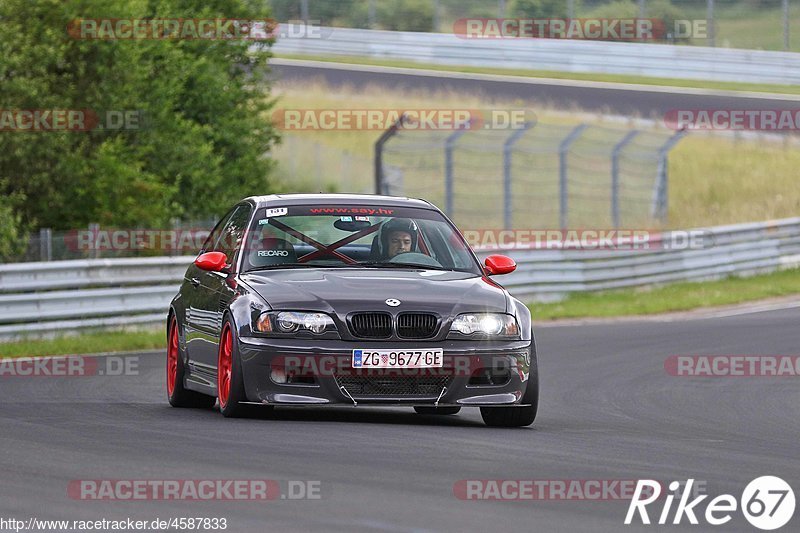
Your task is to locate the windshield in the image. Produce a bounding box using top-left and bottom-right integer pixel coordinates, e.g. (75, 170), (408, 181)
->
(241, 205), (481, 274)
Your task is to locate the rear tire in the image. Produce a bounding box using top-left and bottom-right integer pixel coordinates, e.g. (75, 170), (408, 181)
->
(480, 347), (539, 427)
(414, 406), (461, 415)
(218, 317), (251, 418)
(167, 315), (217, 409)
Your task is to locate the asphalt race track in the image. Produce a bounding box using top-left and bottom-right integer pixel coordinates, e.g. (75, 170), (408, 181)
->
(1, 307), (798, 532)
(270, 59), (800, 118)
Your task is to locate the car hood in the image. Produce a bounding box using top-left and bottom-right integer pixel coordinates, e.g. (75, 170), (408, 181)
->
(239, 268), (509, 317)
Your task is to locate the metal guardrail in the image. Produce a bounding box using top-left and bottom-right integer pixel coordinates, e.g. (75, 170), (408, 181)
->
(271, 26), (800, 85)
(0, 257), (193, 341)
(0, 256), (192, 293)
(497, 221), (800, 300)
(1, 219), (799, 340)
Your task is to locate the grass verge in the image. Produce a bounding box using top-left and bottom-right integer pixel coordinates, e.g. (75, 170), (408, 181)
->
(530, 267), (800, 321)
(0, 329), (165, 358)
(273, 53), (800, 96)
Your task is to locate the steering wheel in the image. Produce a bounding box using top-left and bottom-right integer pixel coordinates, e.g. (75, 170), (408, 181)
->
(389, 252), (443, 268)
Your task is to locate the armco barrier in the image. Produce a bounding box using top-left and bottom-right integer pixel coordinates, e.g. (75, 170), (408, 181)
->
(496, 218), (800, 300)
(1, 219), (800, 340)
(270, 26), (800, 85)
(0, 257), (193, 341)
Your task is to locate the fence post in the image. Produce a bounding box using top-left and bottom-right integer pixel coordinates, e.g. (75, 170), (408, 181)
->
(653, 130), (687, 223)
(707, 0), (715, 47)
(39, 228), (52, 262)
(559, 124), (588, 230)
(314, 142), (322, 192)
(88, 223), (99, 259)
(170, 218), (180, 257)
(444, 127), (470, 219)
(503, 122), (534, 229)
(342, 151), (352, 192)
(374, 115), (406, 195)
(783, 0), (789, 51)
(289, 135), (297, 176)
(300, 0), (309, 25)
(368, 0), (376, 29)
(611, 130), (639, 228)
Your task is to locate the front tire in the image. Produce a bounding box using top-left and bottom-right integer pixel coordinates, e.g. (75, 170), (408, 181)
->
(480, 348), (539, 427)
(167, 315), (217, 409)
(217, 317), (251, 418)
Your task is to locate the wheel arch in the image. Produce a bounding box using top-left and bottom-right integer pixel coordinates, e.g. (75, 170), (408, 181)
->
(509, 296), (533, 342)
(226, 292), (268, 340)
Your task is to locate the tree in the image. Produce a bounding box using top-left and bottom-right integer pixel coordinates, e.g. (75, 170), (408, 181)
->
(581, 0), (688, 43)
(0, 187), (27, 261)
(511, 0), (569, 18)
(0, 0), (280, 232)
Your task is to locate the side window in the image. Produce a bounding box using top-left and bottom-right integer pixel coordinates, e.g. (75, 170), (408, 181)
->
(213, 205), (252, 268)
(201, 209), (236, 254)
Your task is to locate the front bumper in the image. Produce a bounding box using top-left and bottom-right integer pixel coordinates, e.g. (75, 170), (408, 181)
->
(238, 337), (532, 407)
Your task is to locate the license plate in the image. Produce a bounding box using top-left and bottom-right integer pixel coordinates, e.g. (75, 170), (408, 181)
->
(352, 349), (444, 368)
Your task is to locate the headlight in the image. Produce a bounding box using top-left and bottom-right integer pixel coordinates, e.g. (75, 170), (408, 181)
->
(254, 311), (336, 335)
(448, 313), (519, 338)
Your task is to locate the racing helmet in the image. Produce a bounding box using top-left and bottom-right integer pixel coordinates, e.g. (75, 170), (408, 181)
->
(380, 218), (419, 256)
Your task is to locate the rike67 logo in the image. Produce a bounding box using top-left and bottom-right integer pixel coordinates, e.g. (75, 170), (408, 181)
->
(625, 477), (795, 530)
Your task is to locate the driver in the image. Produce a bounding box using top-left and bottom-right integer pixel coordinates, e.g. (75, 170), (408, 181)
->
(381, 218), (419, 258)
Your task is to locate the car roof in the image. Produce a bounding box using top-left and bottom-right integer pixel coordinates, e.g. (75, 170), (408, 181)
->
(245, 193), (437, 210)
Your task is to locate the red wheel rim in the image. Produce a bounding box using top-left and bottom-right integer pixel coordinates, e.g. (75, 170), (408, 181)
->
(167, 318), (178, 397)
(218, 324), (233, 408)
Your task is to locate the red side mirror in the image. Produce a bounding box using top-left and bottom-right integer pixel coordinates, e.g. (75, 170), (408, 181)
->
(195, 251), (228, 272)
(484, 254), (516, 276)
